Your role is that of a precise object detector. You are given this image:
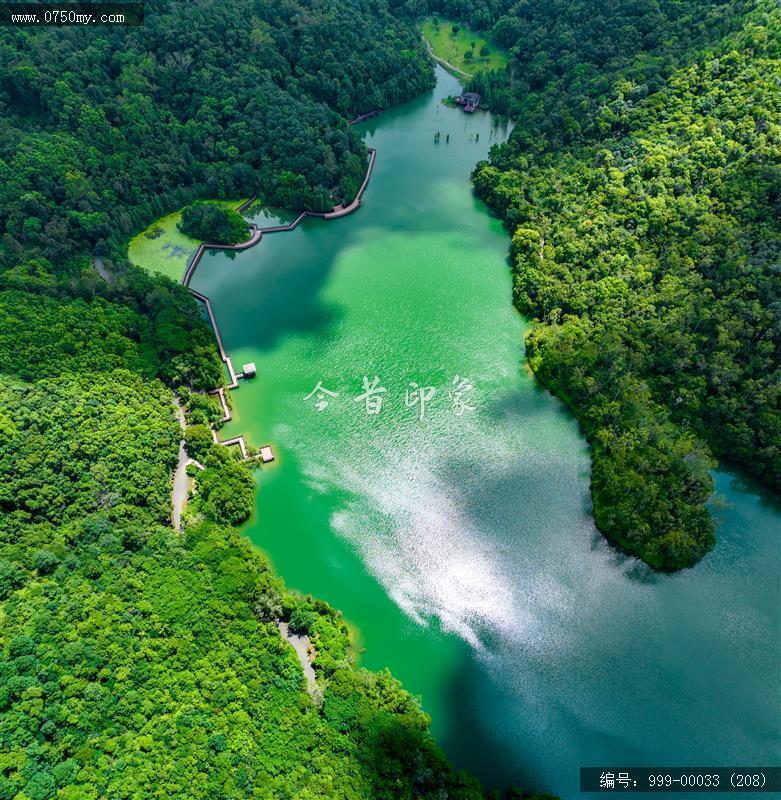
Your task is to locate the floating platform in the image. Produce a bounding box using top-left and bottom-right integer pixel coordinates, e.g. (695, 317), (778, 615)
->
(260, 445), (275, 463)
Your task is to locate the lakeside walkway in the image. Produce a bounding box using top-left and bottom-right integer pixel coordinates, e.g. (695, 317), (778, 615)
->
(182, 224), (262, 288)
(180, 143), (378, 463)
(421, 35), (474, 78)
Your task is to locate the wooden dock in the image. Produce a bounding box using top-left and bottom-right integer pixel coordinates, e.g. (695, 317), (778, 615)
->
(182, 224), (262, 288)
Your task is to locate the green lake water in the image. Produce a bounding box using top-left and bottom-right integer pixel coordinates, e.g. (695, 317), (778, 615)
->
(190, 68), (781, 797)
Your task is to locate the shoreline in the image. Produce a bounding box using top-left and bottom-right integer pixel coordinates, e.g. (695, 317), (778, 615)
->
(180, 145), (378, 459)
(421, 34), (474, 79)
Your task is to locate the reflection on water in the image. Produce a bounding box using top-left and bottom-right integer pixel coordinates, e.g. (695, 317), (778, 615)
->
(191, 67), (781, 798)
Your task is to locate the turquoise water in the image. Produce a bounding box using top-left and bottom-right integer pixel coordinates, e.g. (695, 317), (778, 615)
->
(191, 68), (781, 797)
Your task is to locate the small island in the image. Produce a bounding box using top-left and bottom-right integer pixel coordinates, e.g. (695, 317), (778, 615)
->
(178, 201), (250, 245)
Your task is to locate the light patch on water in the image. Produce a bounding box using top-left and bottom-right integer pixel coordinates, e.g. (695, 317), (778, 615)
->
(330, 454), (519, 650)
(275, 376), (597, 660)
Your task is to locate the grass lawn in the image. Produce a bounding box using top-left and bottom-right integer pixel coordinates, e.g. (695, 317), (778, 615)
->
(420, 17), (508, 75)
(127, 199), (245, 282)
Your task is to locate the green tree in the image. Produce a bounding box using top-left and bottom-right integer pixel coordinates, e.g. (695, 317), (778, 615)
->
(178, 202), (249, 244)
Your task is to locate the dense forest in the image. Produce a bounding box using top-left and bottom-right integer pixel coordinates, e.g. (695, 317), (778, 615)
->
(0, 0), (434, 271)
(427, 0), (780, 567)
(2, 0), (778, 794)
(0, 2), (515, 798)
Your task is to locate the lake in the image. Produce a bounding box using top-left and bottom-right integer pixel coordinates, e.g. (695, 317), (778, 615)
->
(190, 67), (781, 797)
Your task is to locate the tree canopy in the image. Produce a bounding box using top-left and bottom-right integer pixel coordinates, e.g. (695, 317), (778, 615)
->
(178, 203), (249, 245)
(0, 0), (434, 270)
(461, 0), (780, 566)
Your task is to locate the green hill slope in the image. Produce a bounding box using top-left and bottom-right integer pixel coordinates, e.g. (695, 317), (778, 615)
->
(470, 0), (780, 567)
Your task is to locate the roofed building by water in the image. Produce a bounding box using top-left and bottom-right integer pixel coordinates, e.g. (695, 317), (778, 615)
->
(455, 92), (480, 112)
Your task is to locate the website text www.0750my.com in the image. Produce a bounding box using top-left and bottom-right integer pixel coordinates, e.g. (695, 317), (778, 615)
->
(0, 3), (143, 26)
(12, 9), (123, 23)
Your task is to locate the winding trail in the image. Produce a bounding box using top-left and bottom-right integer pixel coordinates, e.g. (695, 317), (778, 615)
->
(171, 403), (189, 530)
(421, 35), (474, 79)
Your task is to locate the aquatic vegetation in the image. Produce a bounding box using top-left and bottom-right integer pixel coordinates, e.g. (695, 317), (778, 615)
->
(128, 200), (242, 282)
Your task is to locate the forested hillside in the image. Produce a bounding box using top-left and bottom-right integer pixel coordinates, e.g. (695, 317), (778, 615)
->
(0, 364), (485, 799)
(0, 2), (512, 797)
(0, 0), (433, 269)
(432, 0), (780, 567)
(428, 0), (753, 135)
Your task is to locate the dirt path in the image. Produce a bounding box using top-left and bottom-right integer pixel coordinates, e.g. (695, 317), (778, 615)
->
(421, 35), (474, 78)
(93, 255), (112, 282)
(171, 403), (189, 530)
(277, 622), (318, 698)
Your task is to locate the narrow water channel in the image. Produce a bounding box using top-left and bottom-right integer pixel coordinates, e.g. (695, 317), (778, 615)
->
(190, 67), (781, 797)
